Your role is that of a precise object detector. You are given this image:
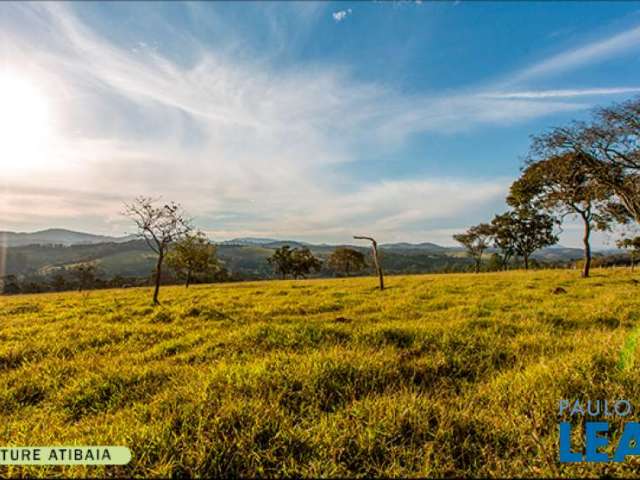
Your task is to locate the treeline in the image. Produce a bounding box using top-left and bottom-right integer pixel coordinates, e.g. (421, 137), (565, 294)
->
(0, 258), (230, 295)
(454, 96), (640, 278)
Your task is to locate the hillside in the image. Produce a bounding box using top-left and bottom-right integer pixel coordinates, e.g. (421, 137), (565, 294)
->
(0, 229), (135, 247)
(0, 231), (594, 282)
(1, 269), (639, 477)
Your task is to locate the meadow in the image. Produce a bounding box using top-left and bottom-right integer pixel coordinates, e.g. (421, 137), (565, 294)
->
(1, 268), (640, 477)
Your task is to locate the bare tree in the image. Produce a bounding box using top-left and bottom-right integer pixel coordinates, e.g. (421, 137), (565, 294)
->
(354, 236), (384, 290)
(123, 196), (192, 304)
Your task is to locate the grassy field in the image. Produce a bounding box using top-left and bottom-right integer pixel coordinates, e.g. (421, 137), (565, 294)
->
(1, 268), (640, 477)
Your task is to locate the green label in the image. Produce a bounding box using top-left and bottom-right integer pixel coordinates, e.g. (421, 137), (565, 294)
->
(0, 446), (131, 465)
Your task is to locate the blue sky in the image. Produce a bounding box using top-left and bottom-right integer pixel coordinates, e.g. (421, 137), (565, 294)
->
(1, 1), (640, 247)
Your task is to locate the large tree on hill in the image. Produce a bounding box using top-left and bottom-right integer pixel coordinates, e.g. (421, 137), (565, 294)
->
(267, 246), (295, 280)
(291, 247), (322, 279)
(327, 247), (367, 276)
(491, 207), (558, 270)
(166, 231), (220, 288)
(123, 196), (192, 304)
(453, 223), (493, 273)
(531, 96), (640, 225)
(509, 152), (614, 278)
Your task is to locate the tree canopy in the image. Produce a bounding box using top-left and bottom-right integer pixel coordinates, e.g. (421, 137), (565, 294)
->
(508, 152), (613, 277)
(327, 247), (367, 276)
(453, 223), (493, 273)
(166, 231), (221, 287)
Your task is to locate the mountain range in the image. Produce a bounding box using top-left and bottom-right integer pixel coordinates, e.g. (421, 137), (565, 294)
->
(0, 228), (620, 282)
(0, 229), (136, 247)
(0, 227), (610, 255)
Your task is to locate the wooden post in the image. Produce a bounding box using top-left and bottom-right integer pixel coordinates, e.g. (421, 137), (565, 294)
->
(354, 235), (384, 290)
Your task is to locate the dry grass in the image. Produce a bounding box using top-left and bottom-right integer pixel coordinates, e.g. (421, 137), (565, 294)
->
(1, 268), (639, 477)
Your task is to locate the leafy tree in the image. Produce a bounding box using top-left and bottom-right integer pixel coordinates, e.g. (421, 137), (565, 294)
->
(327, 247), (367, 276)
(509, 152), (614, 277)
(1, 275), (21, 294)
(123, 196), (192, 304)
(490, 215), (517, 270)
(453, 223), (493, 273)
(617, 236), (640, 272)
(485, 253), (505, 272)
(267, 246), (295, 280)
(70, 264), (100, 291)
(49, 273), (68, 292)
(530, 96), (640, 225)
(491, 207), (559, 270)
(291, 247), (322, 279)
(166, 231), (220, 287)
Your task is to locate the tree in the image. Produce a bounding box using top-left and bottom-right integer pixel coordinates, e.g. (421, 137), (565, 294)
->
(354, 236), (384, 290)
(291, 247), (322, 279)
(1, 275), (21, 294)
(327, 247), (367, 276)
(452, 223), (493, 273)
(530, 96), (640, 225)
(70, 264), (100, 291)
(490, 215), (517, 270)
(123, 196), (192, 304)
(509, 152), (613, 277)
(617, 236), (640, 272)
(267, 246), (295, 280)
(166, 231), (220, 287)
(491, 207), (559, 270)
(50, 273), (68, 292)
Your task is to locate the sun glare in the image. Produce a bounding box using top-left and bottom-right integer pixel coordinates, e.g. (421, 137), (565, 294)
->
(0, 71), (52, 171)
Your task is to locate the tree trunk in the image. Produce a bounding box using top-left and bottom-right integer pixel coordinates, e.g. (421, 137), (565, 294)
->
(185, 269), (191, 288)
(370, 242), (384, 290)
(581, 217), (591, 278)
(153, 252), (163, 305)
(354, 236), (384, 290)
(475, 258), (481, 273)
(523, 255), (529, 270)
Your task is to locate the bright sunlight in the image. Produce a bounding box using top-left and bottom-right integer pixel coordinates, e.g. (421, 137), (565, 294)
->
(0, 71), (52, 171)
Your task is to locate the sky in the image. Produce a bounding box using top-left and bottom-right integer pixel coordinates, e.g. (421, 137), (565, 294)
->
(1, 1), (640, 247)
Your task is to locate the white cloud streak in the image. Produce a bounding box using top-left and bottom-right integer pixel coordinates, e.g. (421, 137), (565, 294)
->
(483, 87), (640, 99)
(0, 4), (638, 244)
(511, 24), (640, 83)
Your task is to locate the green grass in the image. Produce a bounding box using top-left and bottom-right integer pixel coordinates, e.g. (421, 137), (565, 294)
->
(1, 268), (640, 477)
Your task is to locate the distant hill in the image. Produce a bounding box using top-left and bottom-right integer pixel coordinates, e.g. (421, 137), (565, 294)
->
(0, 229), (136, 247)
(0, 228), (612, 282)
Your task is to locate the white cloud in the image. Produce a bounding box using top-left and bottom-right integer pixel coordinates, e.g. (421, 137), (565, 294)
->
(0, 3), (638, 246)
(332, 9), (352, 22)
(483, 87), (640, 99)
(511, 24), (640, 82)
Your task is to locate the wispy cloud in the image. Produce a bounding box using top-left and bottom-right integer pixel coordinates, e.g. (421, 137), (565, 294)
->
(511, 24), (640, 82)
(1, 3), (638, 244)
(483, 87), (640, 99)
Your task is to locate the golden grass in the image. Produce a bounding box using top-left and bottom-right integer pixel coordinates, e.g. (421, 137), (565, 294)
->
(1, 268), (639, 477)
